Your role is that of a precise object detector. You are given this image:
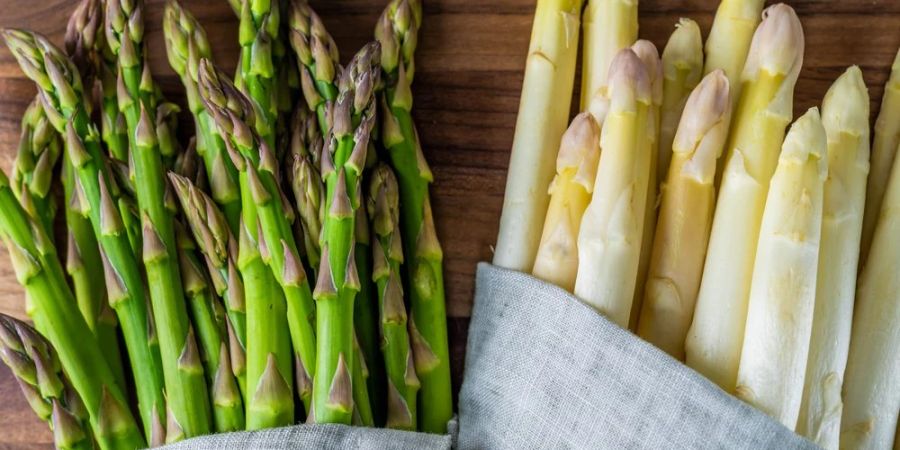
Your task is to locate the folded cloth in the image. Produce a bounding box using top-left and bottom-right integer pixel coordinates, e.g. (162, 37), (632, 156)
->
(158, 423), (453, 449)
(458, 263), (819, 450)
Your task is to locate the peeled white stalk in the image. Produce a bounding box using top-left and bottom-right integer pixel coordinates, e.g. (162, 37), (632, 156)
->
(637, 70), (731, 360)
(574, 49), (652, 327)
(493, 0), (584, 272)
(532, 113), (601, 291)
(839, 154), (900, 450)
(629, 39), (663, 330)
(797, 66), (870, 450)
(580, 0), (638, 116)
(658, 18), (704, 183)
(735, 107), (827, 429)
(860, 47), (900, 267)
(702, 0), (766, 104)
(686, 4), (804, 392)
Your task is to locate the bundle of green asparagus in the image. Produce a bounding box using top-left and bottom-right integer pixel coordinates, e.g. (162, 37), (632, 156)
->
(0, 0), (452, 446)
(500, 0), (900, 448)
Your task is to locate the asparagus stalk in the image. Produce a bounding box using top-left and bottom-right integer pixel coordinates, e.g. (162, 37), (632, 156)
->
(0, 314), (93, 450)
(12, 98), (61, 240)
(352, 332), (375, 427)
(106, 0), (211, 438)
(202, 58), (318, 412)
(174, 218), (245, 432)
(354, 204), (385, 427)
(98, 41), (129, 163)
(368, 164), (421, 430)
(629, 39), (663, 330)
(574, 49), (652, 327)
(685, 4), (804, 391)
(163, 0), (242, 233)
(0, 162), (144, 449)
(637, 70), (731, 359)
(580, 0), (638, 112)
(860, 47), (900, 267)
(376, 2), (454, 432)
(168, 172), (248, 398)
(62, 0), (127, 392)
(840, 154), (900, 450)
(288, 0), (340, 135)
(311, 42), (380, 425)
(657, 18), (703, 183)
(237, 0), (280, 145)
(735, 107), (827, 429)
(492, 0), (584, 272)
(288, 106), (325, 272)
(796, 67), (870, 449)
(62, 144), (128, 393)
(2, 28), (166, 444)
(702, 0), (765, 104)
(198, 61), (302, 427)
(531, 112), (601, 291)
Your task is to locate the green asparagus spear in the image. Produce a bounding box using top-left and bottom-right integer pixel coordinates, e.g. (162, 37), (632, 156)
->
(198, 60), (298, 428)
(237, 0), (280, 146)
(77, 0), (129, 163)
(288, 106), (325, 272)
(169, 172), (249, 398)
(288, 0), (340, 134)
(2, 28), (166, 445)
(163, 0), (242, 233)
(0, 314), (93, 450)
(12, 98), (60, 243)
(375, 0), (453, 432)
(203, 58), (318, 415)
(354, 201), (385, 426)
(311, 41), (381, 425)
(368, 163), (420, 430)
(105, 0), (212, 439)
(63, 0), (127, 391)
(175, 218), (245, 432)
(0, 160), (144, 448)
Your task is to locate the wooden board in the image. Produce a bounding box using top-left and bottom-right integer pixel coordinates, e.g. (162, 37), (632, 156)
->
(0, 0), (898, 447)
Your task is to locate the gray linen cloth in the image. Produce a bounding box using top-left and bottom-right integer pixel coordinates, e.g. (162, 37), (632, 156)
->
(162, 262), (818, 449)
(457, 263), (819, 449)
(159, 423), (453, 449)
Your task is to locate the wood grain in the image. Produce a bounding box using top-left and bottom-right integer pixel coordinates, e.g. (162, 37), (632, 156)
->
(0, 0), (898, 447)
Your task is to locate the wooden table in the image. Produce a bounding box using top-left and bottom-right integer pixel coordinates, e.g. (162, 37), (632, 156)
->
(0, 0), (898, 447)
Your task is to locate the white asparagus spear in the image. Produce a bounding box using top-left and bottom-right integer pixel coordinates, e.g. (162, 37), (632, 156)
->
(637, 70), (731, 359)
(702, 0), (765, 105)
(532, 113), (602, 291)
(493, 0), (584, 272)
(685, 4), (804, 391)
(860, 47), (900, 267)
(797, 66), (870, 449)
(574, 49), (652, 327)
(839, 149), (900, 450)
(735, 107), (827, 429)
(580, 0), (638, 112)
(658, 18), (704, 184)
(629, 39), (664, 330)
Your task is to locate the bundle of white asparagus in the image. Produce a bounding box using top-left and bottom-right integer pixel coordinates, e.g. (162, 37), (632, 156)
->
(495, 1), (900, 448)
